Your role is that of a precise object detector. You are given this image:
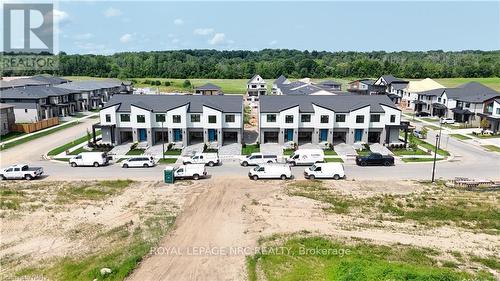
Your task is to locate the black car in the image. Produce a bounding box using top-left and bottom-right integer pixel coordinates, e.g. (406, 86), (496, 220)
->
(356, 153), (394, 166)
(415, 112), (430, 117)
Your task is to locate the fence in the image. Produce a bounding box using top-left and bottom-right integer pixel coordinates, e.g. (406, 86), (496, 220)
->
(11, 117), (60, 133)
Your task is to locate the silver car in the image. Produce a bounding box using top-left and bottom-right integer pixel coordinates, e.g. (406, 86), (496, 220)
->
(122, 156), (156, 168)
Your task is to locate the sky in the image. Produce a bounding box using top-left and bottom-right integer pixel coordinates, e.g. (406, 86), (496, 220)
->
(2, 1), (500, 54)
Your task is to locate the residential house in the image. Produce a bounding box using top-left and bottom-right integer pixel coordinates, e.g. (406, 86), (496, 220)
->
(0, 86), (80, 122)
(415, 82), (500, 126)
(273, 75), (340, 96)
(258, 95), (405, 146)
(402, 78), (444, 109)
(315, 80), (342, 91)
(56, 79), (126, 110)
(347, 79), (386, 95)
(271, 75), (290, 94)
(98, 94), (243, 147)
(194, 83), (222, 95)
(246, 74), (267, 100)
(0, 103), (16, 136)
(478, 98), (500, 133)
(373, 75), (409, 104)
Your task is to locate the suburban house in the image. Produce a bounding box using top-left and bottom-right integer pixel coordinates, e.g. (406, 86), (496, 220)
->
(194, 83), (222, 95)
(246, 74), (267, 100)
(347, 79), (385, 95)
(0, 103), (16, 136)
(98, 94), (244, 147)
(373, 75), (409, 105)
(258, 95), (405, 146)
(272, 75), (290, 94)
(414, 82), (500, 125)
(316, 80), (342, 91)
(272, 76), (341, 96)
(402, 78), (444, 109)
(478, 98), (500, 133)
(0, 86), (81, 122)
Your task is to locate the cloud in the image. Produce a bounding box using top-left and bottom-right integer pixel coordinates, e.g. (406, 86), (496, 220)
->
(104, 7), (122, 18)
(51, 9), (69, 24)
(174, 18), (184, 25)
(120, 33), (133, 43)
(208, 33), (226, 45)
(74, 33), (94, 40)
(194, 28), (214, 36)
(269, 40), (278, 46)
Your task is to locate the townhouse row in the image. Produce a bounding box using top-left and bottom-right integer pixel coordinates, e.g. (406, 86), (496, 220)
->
(99, 94), (407, 147)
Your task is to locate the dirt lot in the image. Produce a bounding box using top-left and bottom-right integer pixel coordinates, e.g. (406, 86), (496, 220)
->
(2, 177), (498, 280)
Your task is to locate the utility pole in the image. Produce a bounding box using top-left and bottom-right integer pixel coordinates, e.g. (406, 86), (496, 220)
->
(161, 121), (165, 160)
(431, 133), (440, 183)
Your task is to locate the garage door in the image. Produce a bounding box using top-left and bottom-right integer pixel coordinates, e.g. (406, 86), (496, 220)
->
(223, 132), (238, 144)
(263, 131), (279, 143)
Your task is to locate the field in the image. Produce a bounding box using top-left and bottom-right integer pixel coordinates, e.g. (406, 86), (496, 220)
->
(65, 76), (499, 94)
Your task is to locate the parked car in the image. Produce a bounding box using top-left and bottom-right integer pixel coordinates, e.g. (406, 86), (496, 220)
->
(69, 152), (109, 167)
(168, 164), (207, 180)
(240, 153), (278, 166)
(0, 164), (43, 180)
(415, 112), (430, 117)
(248, 164), (292, 180)
(122, 156), (156, 168)
(182, 153), (220, 167)
(286, 149), (325, 166)
(413, 130), (425, 139)
(304, 163), (345, 180)
(440, 117), (455, 124)
(356, 153), (394, 166)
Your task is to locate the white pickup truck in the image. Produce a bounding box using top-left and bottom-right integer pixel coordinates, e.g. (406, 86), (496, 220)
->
(182, 153), (220, 167)
(0, 164), (44, 180)
(167, 164), (207, 180)
(240, 153), (278, 166)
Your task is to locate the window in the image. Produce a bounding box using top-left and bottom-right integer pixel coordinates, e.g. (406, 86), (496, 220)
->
(370, 114), (380, 122)
(137, 115), (145, 123)
(251, 85), (257, 88)
(443, 99), (446, 104)
(120, 114), (130, 122)
(172, 115), (181, 123)
(465, 103), (470, 108)
(356, 115), (364, 123)
(390, 115), (396, 123)
(301, 114), (311, 122)
(191, 114), (200, 122)
(225, 114), (235, 123)
(285, 115), (294, 123)
(208, 115), (217, 123)
(155, 114), (165, 122)
(336, 114), (346, 122)
(437, 98), (441, 102)
(320, 115), (329, 123)
(24, 109), (28, 113)
(267, 114), (276, 122)
(105, 114), (111, 122)
(496, 108), (500, 115)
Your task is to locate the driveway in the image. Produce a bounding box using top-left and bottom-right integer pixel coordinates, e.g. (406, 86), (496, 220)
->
(182, 143), (204, 156)
(109, 142), (132, 156)
(369, 143), (392, 155)
(260, 143), (282, 156)
(219, 143), (241, 156)
(334, 143), (356, 157)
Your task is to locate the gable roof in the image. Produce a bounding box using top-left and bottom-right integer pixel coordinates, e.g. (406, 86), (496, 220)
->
(274, 75), (288, 85)
(406, 78), (444, 93)
(247, 74), (265, 84)
(445, 82), (500, 103)
(260, 95), (398, 113)
(0, 85), (79, 99)
(381, 75), (407, 84)
(104, 94), (243, 113)
(194, 83), (221, 91)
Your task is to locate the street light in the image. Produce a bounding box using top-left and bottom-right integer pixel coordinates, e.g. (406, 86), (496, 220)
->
(431, 133), (440, 183)
(161, 121), (165, 160)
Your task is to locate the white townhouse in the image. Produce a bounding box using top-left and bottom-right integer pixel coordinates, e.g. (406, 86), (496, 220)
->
(246, 74), (267, 99)
(258, 95), (405, 146)
(415, 82), (500, 126)
(98, 94), (243, 147)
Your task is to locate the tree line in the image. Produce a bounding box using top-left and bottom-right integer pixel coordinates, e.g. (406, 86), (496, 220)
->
(2, 49), (499, 79)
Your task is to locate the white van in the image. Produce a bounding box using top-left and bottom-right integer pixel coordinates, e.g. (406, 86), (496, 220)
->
(122, 156), (156, 168)
(248, 164), (292, 180)
(240, 153), (278, 166)
(304, 163), (345, 180)
(69, 152), (109, 167)
(168, 164), (207, 180)
(182, 153), (220, 166)
(286, 149), (325, 166)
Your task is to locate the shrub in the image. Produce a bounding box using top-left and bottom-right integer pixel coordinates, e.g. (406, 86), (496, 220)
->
(131, 142), (138, 150)
(242, 142), (246, 148)
(256, 141), (260, 148)
(182, 80), (191, 88)
(167, 143), (173, 150)
(164, 81), (171, 86)
(203, 143), (208, 151)
(154, 80), (161, 86)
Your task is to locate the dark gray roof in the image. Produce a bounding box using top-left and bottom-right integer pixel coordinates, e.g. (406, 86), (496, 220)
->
(349, 79), (376, 86)
(417, 82), (499, 103)
(0, 75), (69, 89)
(417, 88), (445, 97)
(195, 83), (221, 91)
(0, 85), (79, 99)
(317, 80), (341, 86)
(0, 103), (15, 109)
(56, 79), (124, 91)
(30, 75), (71, 85)
(274, 75), (288, 85)
(392, 83), (408, 91)
(381, 75), (407, 84)
(260, 95), (399, 113)
(104, 94), (243, 113)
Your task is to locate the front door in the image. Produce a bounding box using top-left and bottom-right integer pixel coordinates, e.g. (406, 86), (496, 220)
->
(173, 129), (182, 142)
(208, 129), (216, 142)
(285, 129), (293, 142)
(354, 129), (363, 142)
(138, 129), (147, 142)
(320, 129), (328, 142)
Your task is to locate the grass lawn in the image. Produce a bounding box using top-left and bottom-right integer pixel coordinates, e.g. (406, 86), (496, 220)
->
(411, 138), (450, 156)
(164, 149), (182, 155)
(324, 158), (343, 163)
(283, 149), (295, 156)
(482, 145), (500, 153)
(469, 133), (500, 139)
(53, 157), (70, 162)
(126, 149), (145, 155)
(421, 117), (439, 123)
(68, 146), (88, 155)
(248, 235), (494, 281)
(323, 149), (337, 155)
(47, 130), (101, 156)
(423, 125), (441, 131)
(158, 158), (178, 164)
(449, 134), (472, 140)
(242, 144), (260, 155)
(0, 122), (81, 151)
(402, 157), (439, 163)
(0, 131), (26, 142)
(391, 147), (429, 156)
